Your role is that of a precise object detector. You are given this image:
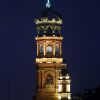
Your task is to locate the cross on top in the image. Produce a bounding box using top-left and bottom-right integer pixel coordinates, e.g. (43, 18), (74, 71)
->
(46, 0), (51, 8)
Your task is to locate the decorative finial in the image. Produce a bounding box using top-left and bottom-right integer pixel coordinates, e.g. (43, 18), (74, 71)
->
(46, 0), (51, 8)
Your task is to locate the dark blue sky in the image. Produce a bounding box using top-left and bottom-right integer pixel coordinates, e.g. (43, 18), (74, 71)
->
(0, 0), (100, 100)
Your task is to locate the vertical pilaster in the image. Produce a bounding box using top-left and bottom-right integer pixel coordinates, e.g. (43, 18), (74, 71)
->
(60, 42), (62, 57)
(37, 41), (39, 57)
(42, 70), (44, 92)
(43, 41), (46, 57)
(53, 41), (55, 57)
(37, 70), (41, 92)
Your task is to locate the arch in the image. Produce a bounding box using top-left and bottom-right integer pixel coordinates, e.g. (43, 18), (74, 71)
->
(44, 70), (55, 89)
(46, 45), (53, 57)
(44, 70), (55, 77)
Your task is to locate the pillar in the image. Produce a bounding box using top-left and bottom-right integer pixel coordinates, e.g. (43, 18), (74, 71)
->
(43, 41), (46, 57)
(53, 41), (55, 57)
(37, 41), (39, 57)
(60, 42), (62, 57)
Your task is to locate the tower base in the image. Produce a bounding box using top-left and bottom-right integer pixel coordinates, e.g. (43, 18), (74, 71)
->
(33, 93), (62, 100)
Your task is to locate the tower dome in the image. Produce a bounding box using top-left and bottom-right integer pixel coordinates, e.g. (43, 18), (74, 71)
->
(34, 7), (63, 37)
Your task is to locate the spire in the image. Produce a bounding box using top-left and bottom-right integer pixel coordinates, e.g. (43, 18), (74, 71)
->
(46, 0), (51, 8)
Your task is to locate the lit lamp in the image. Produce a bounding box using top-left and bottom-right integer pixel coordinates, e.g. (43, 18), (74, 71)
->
(58, 83), (62, 92)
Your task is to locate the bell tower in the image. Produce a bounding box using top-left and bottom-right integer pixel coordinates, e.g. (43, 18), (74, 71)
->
(33, 2), (71, 100)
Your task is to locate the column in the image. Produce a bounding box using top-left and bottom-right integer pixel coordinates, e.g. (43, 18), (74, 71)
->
(42, 70), (44, 92)
(37, 41), (39, 57)
(60, 42), (62, 57)
(43, 41), (46, 57)
(37, 70), (41, 92)
(53, 41), (55, 57)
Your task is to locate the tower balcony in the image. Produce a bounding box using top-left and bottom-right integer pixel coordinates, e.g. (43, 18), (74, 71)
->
(36, 58), (63, 63)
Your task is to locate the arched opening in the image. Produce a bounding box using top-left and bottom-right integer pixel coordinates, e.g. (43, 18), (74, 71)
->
(46, 45), (53, 57)
(39, 44), (44, 57)
(45, 74), (54, 90)
(55, 43), (60, 57)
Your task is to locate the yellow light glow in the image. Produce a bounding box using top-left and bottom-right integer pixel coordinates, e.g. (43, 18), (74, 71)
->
(58, 84), (62, 92)
(58, 95), (61, 100)
(34, 18), (63, 25)
(35, 36), (63, 41)
(68, 93), (71, 100)
(66, 76), (70, 79)
(36, 58), (63, 63)
(67, 84), (70, 92)
(60, 76), (63, 79)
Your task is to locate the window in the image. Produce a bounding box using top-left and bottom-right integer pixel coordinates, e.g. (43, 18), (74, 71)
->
(46, 45), (53, 57)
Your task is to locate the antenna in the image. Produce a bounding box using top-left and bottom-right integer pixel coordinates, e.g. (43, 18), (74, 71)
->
(46, 0), (51, 8)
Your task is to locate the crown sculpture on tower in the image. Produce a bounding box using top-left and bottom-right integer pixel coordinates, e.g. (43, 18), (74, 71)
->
(33, 0), (71, 100)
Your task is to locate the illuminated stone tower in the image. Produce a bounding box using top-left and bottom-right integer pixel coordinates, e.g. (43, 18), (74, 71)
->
(33, 1), (71, 100)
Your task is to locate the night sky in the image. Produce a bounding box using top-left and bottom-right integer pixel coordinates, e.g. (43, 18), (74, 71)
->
(0, 0), (100, 100)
